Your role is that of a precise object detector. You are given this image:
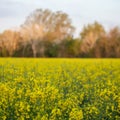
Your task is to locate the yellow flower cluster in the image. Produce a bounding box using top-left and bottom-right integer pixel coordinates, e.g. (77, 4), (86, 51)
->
(0, 58), (120, 120)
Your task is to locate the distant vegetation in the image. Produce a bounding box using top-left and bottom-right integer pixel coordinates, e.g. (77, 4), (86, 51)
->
(0, 9), (120, 58)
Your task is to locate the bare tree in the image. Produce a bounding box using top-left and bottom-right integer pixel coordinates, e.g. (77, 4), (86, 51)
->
(80, 22), (105, 53)
(20, 9), (75, 57)
(0, 30), (21, 56)
(107, 27), (120, 57)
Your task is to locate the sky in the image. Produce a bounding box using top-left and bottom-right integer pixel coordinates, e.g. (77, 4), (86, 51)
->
(0, 0), (120, 36)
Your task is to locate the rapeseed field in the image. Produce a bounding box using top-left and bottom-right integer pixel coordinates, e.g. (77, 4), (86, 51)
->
(0, 58), (120, 120)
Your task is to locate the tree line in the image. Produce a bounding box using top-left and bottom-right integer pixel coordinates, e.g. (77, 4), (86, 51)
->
(0, 9), (120, 58)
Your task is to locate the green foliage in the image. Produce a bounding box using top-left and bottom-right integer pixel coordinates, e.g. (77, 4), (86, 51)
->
(45, 44), (59, 57)
(13, 44), (33, 57)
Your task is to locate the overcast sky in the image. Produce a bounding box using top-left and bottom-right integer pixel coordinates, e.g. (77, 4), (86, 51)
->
(0, 0), (120, 36)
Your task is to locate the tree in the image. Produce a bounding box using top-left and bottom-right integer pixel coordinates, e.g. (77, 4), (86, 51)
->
(0, 30), (21, 57)
(93, 27), (120, 58)
(80, 22), (105, 53)
(57, 37), (81, 57)
(20, 9), (75, 57)
(106, 27), (120, 57)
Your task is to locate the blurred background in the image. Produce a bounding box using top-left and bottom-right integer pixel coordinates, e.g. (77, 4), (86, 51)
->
(0, 0), (120, 58)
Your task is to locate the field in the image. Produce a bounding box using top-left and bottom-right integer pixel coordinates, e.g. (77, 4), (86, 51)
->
(0, 58), (120, 120)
